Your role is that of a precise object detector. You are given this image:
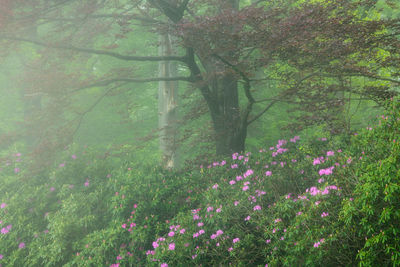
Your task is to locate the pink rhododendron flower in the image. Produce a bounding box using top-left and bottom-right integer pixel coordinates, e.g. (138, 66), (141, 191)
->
(146, 250), (155, 255)
(319, 166), (334, 176)
(313, 158), (321, 165)
(253, 205), (261, 211)
(244, 169), (254, 177)
(321, 188), (330, 195)
(308, 187), (320, 196)
(327, 185), (338, 190)
(152, 242), (159, 249)
(321, 212), (329, 218)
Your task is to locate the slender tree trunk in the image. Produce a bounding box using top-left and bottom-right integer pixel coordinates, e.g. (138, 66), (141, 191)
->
(158, 33), (179, 168)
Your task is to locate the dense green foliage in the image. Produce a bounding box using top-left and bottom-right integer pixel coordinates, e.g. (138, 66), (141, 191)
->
(1, 99), (399, 266)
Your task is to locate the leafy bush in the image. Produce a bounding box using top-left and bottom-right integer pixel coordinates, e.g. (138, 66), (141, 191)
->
(339, 99), (400, 266)
(1, 99), (399, 267)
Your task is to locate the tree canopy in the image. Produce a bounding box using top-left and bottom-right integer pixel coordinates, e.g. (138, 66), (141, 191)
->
(0, 0), (399, 166)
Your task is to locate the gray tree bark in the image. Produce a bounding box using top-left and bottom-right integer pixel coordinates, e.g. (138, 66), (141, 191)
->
(158, 33), (179, 168)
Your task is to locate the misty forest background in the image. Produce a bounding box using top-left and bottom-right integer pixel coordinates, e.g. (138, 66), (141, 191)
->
(0, 0), (400, 266)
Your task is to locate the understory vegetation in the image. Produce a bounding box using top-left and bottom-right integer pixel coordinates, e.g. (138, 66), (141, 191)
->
(1, 98), (399, 267)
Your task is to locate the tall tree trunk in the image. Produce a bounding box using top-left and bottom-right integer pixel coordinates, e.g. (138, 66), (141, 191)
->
(203, 0), (245, 156)
(154, 0), (246, 157)
(158, 33), (179, 168)
(208, 66), (246, 156)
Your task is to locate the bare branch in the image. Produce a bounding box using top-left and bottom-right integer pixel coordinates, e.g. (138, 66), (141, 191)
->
(0, 36), (188, 62)
(247, 100), (278, 126)
(39, 13), (160, 24)
(349, 73), (400, 85)
(255, 97), (297, 104)
(71, 83), (127, 137)
(73, 76), (192, 92)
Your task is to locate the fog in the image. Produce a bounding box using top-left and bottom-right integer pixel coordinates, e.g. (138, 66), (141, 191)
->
(0, 1), (399, 266)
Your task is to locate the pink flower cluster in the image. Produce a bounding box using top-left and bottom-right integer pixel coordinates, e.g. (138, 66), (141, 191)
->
(1, 224), (12, 234)
(306, 184), (338, 196)
(313, 238), (325, 248)
(210, 229), (223, 239)
(319, 166), (334, 176)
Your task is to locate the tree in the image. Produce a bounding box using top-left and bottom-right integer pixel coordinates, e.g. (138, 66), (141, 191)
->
(0, 0), (399, 165)
(158, 32), (179, 168)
